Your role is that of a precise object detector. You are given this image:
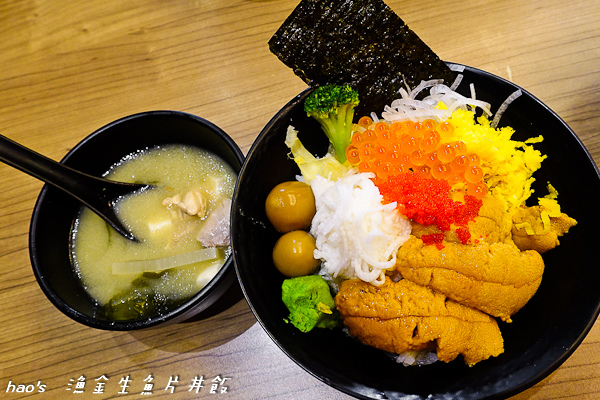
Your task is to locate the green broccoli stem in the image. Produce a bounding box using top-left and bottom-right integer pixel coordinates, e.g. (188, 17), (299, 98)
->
(317, 104), (355, 164)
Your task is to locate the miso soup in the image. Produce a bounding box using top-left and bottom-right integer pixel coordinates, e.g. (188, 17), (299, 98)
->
(71, 145), (236, 320)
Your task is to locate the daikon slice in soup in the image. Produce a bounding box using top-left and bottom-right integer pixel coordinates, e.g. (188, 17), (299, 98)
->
(70, 145), (236, 321)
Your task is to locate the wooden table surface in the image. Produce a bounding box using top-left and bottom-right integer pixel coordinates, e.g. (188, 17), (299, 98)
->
(1, 0), (599, 398)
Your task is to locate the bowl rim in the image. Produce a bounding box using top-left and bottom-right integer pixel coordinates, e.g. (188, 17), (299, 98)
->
(29, 110), (244, 331)
(232, 62), (600, 399)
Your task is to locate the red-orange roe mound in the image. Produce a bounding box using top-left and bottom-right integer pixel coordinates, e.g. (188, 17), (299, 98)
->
(377, 171), (482, 242)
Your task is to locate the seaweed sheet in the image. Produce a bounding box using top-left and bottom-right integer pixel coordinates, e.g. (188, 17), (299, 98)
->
(269, 0), (457, 116)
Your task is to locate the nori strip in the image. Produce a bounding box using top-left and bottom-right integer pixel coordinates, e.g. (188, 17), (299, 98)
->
(268, 0), (457, 116)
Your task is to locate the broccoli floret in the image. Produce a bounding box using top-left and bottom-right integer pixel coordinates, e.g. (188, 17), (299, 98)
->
(304, 84), (360, 164)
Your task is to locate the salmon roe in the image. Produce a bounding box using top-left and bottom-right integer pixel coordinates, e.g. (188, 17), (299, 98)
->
(348, 119), (488, 199)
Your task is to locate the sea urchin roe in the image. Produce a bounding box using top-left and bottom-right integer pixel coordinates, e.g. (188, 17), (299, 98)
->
(377, 171), (482, 244)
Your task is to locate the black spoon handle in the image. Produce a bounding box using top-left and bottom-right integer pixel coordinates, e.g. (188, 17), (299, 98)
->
(0, 133), (145, 240)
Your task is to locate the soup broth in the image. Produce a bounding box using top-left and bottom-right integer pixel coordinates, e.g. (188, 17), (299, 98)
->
(71, 145), (236, 320)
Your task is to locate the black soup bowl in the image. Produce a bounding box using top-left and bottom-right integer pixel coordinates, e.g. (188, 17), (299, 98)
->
(231, 63), (600, 399)
(30, 110), (244, 331)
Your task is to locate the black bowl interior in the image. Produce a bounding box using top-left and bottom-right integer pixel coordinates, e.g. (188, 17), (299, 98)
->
(231, 63), (600, 399)
(29, 110), (244, 331)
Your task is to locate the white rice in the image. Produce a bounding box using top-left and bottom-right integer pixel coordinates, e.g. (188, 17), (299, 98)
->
(396, 350), (439, 367)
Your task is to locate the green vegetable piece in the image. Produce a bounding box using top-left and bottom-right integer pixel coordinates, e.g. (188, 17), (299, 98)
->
(103, 276), (185, 321)
(281, 275), (339, 332)
(104, 288), (159, 321)
(268, 0), (457, 117)
(304, 84), (359, 163)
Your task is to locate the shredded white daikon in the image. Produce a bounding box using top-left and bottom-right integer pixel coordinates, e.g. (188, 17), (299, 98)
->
(377, 74), (522, 130)
(309, 172), (411, 286)
(491, 89), (522, 128)
(380, 77), (493, 123)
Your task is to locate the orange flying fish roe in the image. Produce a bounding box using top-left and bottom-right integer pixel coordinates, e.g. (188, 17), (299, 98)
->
(421, 233), (446, 249)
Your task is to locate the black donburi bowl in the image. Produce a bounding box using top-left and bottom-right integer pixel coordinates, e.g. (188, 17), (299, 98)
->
(231, 63), (600, 399)
(30, 110), (244, 331)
